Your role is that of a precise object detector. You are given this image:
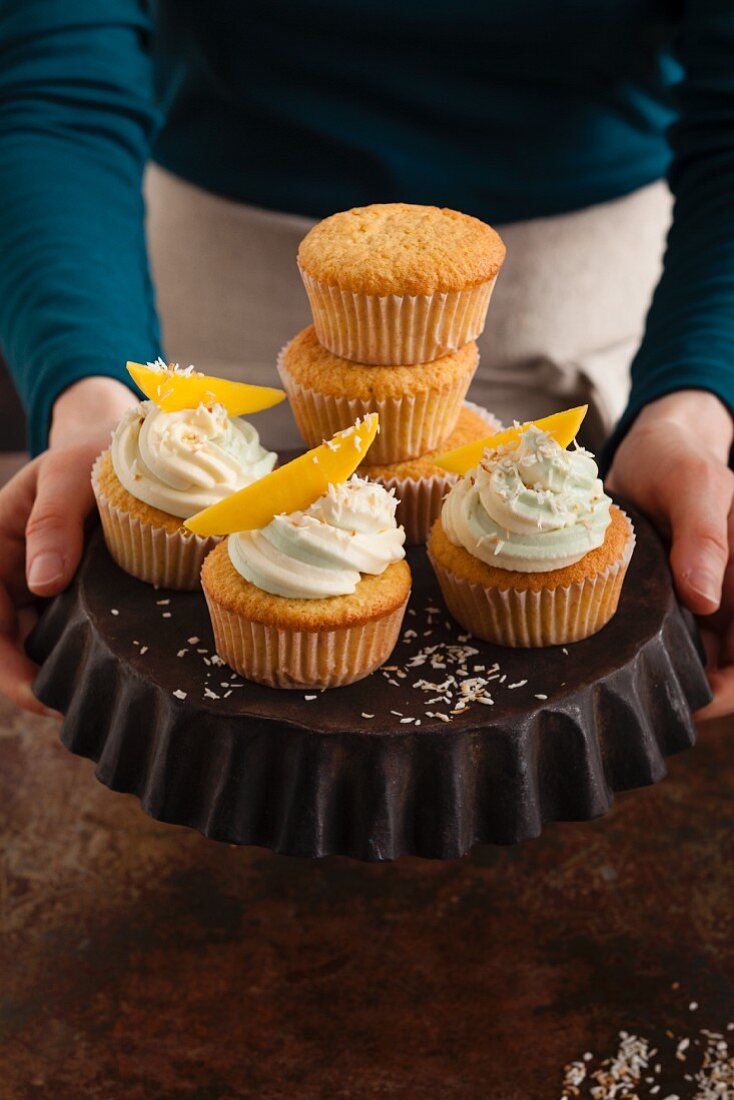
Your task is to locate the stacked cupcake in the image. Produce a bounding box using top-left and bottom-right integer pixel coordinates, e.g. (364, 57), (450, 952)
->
(279, 203), (506, 543)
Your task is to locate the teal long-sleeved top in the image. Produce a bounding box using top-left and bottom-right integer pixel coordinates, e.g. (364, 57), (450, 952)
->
(0, 1), (732, 457)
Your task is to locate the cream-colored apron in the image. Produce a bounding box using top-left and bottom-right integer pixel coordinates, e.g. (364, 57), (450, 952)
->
(144, 164), (672, 454)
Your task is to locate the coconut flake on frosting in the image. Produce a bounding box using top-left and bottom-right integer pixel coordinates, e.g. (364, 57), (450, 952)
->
(441, 425), (611, 572)
(111, 400), (276, 519)
(228, 476), (406, 598)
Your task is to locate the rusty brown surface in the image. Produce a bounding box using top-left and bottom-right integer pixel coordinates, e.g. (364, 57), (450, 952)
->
(1, 697), (734, 1099)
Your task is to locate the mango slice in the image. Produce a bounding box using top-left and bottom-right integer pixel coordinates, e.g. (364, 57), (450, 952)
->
(434, 405), (589, 476)
(127, 361), (285, 416)
(185, 414), (380, 535)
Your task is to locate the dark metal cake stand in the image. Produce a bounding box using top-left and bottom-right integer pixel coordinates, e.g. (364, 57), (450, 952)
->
(28, 503), (710, 860)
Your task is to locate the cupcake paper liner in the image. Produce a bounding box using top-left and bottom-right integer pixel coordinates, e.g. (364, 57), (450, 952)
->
(202, 589), (410, 689)
(299, 268), (497, 366)
(277, 349), (476, 465)
(91, 456), (221, 591)
(428, 515), (636, 647)
(370, 402), (503, 545)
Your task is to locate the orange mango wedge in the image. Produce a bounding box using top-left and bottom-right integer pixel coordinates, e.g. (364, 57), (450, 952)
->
(184, 414), (380, 535)
(127, 361), (285, 416)
(434, 405), (589, 476)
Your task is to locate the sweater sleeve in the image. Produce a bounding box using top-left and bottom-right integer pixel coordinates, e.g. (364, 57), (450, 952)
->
(0, 1), (163, 456)
(604, 0), (734, 466)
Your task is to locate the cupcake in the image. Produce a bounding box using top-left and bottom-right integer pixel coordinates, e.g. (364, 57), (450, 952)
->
(361, 402), (503, 545)
(277, 325), (479, 464)
(201, 477), (411, 689)
(297, 203), (506, 365)
(428, 426), (635, 646)
(93, 400), (277, 590)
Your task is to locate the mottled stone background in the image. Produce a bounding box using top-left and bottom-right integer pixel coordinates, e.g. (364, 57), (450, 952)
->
(1, 692), (733, 1099)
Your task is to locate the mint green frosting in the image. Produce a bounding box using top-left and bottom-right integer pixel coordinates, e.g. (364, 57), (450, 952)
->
(442, 425), (612, 572)
(228, 476), (406, 598)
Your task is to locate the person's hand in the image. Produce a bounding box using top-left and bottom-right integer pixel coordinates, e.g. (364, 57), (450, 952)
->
(0, 376), (137, 715)
(606, 389), (734, 719)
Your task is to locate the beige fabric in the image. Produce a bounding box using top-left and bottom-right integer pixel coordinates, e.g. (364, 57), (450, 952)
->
(145, 164), (672, 453)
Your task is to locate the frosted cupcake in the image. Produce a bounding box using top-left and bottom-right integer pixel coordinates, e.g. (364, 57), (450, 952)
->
(201, 477), (411, 688)
(93, 400), (277, 590)
(277, 325), (479, 464)
(297, 203), (506, 365)
(428, 426), (635, 646)
(361, 403), (503, 544)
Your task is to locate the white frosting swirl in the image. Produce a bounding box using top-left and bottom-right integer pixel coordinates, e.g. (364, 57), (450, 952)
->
(111, 401), (276, 519)
(442, 426), (611, 572)
(228, 476), (406, 598)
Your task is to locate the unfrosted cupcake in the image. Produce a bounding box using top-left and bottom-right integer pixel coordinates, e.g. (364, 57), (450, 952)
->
(361, 402), (503, 544)
(277, 325), (479, 464)
(428, 426), (635, 646)
(297, 204), (505, 365)
(201, 477), (411, 688)
(93, 401), (276, 589)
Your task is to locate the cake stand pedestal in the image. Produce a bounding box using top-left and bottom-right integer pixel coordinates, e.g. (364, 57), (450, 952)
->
(28, 502), (709, 860)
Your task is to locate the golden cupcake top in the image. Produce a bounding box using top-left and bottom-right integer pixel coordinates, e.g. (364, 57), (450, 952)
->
(279, 325), (479, 399)
(297, 203), (506, 296)
(430, 506), (631, 594)
(202, 541), (411, 628)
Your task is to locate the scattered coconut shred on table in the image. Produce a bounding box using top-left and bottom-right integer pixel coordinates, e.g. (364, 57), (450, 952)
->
(559, 1014), (734, 1099)
(365, 598), (550, 722)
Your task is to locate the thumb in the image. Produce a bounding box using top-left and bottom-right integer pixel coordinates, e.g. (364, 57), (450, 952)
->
(25, 447), (96, 596)
(666, 458), (734, 616)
